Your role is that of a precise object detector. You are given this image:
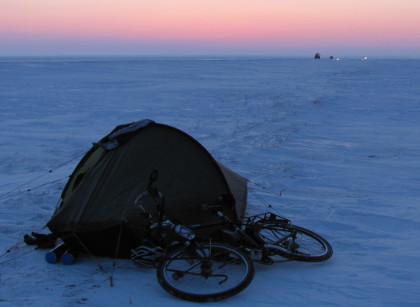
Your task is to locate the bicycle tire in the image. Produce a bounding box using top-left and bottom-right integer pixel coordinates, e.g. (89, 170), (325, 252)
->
(157, 242), (255, 302)
(254, 221), (333, 262)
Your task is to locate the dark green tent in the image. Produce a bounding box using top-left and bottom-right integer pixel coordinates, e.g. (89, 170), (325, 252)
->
(47, 120), (248, 258)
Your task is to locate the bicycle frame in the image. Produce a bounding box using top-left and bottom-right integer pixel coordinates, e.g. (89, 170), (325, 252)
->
(188, 207), (293, 264)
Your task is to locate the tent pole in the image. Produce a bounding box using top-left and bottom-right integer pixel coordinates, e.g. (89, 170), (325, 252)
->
(71, 233), (96, 259)
(113, 224), (123, 259)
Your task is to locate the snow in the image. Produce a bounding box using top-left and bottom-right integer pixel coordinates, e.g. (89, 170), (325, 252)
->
(1, 57), (420, 306)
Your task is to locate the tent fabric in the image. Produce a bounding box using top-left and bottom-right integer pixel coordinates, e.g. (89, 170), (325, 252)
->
(217, 163), (248, 219)
(47, 120), (248, 257)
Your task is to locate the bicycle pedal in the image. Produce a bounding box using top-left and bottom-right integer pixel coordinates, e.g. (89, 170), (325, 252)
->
(259, 256), (274, 265)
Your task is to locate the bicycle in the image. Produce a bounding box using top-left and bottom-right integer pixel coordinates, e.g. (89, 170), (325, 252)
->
(130, 170), (255, 302)
(131, 170), (332, 301)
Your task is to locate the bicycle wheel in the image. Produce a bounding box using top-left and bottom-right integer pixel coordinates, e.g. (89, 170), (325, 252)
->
(157, 242), (255, 302)
(254, 221), (333, 262)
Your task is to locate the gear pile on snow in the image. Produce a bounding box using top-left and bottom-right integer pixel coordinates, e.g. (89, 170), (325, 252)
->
(23, 232), (57, 249)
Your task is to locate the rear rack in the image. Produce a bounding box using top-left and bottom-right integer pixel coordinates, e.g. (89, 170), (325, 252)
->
(244, 212), (291, 229)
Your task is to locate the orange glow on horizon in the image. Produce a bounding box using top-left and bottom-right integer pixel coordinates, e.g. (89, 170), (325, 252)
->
(1, 0), (420, 55)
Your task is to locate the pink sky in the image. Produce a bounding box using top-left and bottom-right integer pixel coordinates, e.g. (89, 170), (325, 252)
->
(1, 0), (419, 56)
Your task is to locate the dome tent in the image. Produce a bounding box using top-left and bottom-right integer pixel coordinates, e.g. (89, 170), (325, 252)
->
(47, 120), (248, 258)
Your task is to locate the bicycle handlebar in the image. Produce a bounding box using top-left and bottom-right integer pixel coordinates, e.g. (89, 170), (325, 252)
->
(200, 202), (234, 224)
(134, 169), (165, 221)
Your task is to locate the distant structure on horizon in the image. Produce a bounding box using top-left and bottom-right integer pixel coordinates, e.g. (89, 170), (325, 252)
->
(313, 53), (343, 60)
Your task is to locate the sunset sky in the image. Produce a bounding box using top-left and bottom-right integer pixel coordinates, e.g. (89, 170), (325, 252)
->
(1, 0), (419, 57)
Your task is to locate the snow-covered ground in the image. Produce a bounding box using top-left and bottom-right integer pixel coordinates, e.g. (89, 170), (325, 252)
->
(1, 57), (420, 306)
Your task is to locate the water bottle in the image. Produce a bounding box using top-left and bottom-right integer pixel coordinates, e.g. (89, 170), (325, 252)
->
(45, 244), (67, 264)
(62, 248), (79, 265)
